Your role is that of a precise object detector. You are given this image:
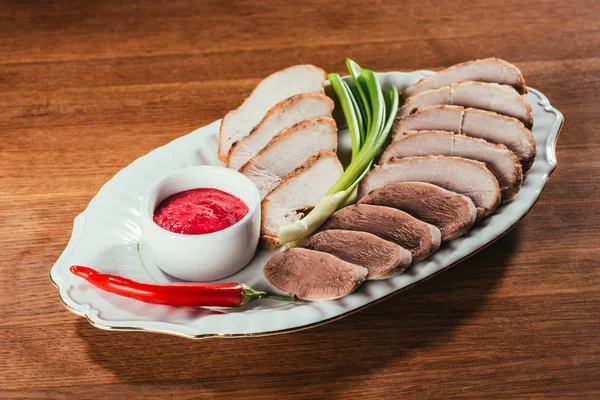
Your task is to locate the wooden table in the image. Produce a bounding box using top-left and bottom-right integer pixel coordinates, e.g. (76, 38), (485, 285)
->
(2, 1), (599, 398)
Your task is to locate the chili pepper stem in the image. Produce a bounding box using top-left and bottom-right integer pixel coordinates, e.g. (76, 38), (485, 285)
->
(239, 284), (298, 305)
(266, 293), (299, 302)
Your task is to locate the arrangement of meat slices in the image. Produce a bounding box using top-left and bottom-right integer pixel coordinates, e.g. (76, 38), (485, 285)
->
(264, 58), (538, 301)
(218, 65), (342, 250)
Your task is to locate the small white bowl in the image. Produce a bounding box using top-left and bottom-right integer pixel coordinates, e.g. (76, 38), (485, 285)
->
(140, 166), (261, 281)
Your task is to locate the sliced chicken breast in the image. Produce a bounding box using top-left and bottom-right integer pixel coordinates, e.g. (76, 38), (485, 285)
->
(394, 105), (536, 170)
(218, 65), (326, 161)
(399, 81), (533, 127)
(300, 230), (413, 280)
(403, 58), (527, 97)
(321, 204), (441, 262)
(228, 93), (334, 170)
(241, 117), (337, 199)
(264, 248), (368, 301)
(381, 130), (523, 201)
(358, 156), (501, 219)
(358, 182), (477, 241)
(261, 150), (343, 250)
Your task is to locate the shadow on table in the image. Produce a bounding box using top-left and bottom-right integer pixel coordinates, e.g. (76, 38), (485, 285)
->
(76, 227), (520, 397)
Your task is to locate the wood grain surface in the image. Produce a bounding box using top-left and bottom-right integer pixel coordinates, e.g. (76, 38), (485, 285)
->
(1, 1), (599, 398)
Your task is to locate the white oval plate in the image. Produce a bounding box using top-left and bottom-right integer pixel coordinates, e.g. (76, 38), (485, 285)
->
(51, 70), (563, 339)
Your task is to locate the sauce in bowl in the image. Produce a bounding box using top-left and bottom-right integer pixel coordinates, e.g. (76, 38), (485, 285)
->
(153, 188), (249, 235)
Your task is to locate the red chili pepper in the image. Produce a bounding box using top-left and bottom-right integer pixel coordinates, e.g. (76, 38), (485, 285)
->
(70, 266), (296, 307)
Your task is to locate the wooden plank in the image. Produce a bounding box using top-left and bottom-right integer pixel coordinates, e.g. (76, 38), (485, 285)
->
(1, 0), (599, 398)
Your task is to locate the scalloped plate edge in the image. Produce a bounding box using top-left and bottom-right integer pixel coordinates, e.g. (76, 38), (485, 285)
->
(50, 76), (564, 339)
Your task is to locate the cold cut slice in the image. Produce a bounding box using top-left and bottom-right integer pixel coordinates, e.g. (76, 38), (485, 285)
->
(358, 156), (501, 219)
(300, 230), (413, 280)
(264, 248), (368, 301)
(395, 104), (463, 134)
(358, 182), (477, 241)
(321, 204), (441, 262)
(261, 150), (343, 250)
(240, 117), (337, 199)
(399, 81), (533, 127)
(393, 105), (536, 170)
(462, 108), (536, 171)
(218, 65), (326, 162)
(228, 93), (334, 170)
(452, 82), (532, 127)
(403, 58), (527, 97)
(380, 130), (523, 201)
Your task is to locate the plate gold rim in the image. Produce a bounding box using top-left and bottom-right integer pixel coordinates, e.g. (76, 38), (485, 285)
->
(49, 89), (564, 340)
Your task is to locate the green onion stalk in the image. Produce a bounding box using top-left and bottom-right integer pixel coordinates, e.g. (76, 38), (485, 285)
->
(279, 59), (399, 247)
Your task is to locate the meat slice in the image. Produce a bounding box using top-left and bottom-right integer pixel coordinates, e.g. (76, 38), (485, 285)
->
(228, 93), (334, 170)
(264, 248), (368, 301)
(261, 150), (343, 250)
(240, 117), (337, 199)
(399, 81), (533, 127)
(358, 156), (501, 219)
(462, 108), (536, 171)
(300, 230), (413, 280)
(380, 131), (523, 201)
(403, 58), (527, 97)
(218, 65), (326, 162)
(394, 105), (536, 170)
(321, 204), (441, 262)
(395, 104), (463, 134)
(358, 182), (476, 241)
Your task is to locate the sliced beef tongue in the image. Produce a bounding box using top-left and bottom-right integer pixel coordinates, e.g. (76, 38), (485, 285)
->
(300, 230), (413, 280)
(403, 58), (527, 97)
(240, 116), (337, 199)
(264, 248), (368, 301)
(399, 81), (533, 127)
(358, 156), (501, 219)
(321, 204), (441, 262)
(358, 182), (477, 241)
(380, 130), (523, 201)
(393, 105), (536, 170)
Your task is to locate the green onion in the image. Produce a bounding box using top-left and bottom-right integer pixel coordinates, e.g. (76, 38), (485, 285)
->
(328, 74), (362, 161)
(347, 59), (372, 126)
(279, 59), (399, 246)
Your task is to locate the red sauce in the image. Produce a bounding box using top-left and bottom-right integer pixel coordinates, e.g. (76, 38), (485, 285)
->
(153, 188), (249, 235)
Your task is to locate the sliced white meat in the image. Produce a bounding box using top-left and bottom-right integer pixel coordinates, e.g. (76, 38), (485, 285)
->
(403, 58), (527, 97)
(358, 156), (501, 219)
(261, 150), (343, 250)
(228, 93), (334, 170)
(394, 105), (536, 170)
(321, 204), (441, 262)
(218, 65), (326, 161)
(358, 182), (477, 241)
(300, 230), (413, 280)
(399, 81), (533, 127)
(264, 248), (368, 301)
(381, 130), (523, 201)
(240, 117), (337, 199)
